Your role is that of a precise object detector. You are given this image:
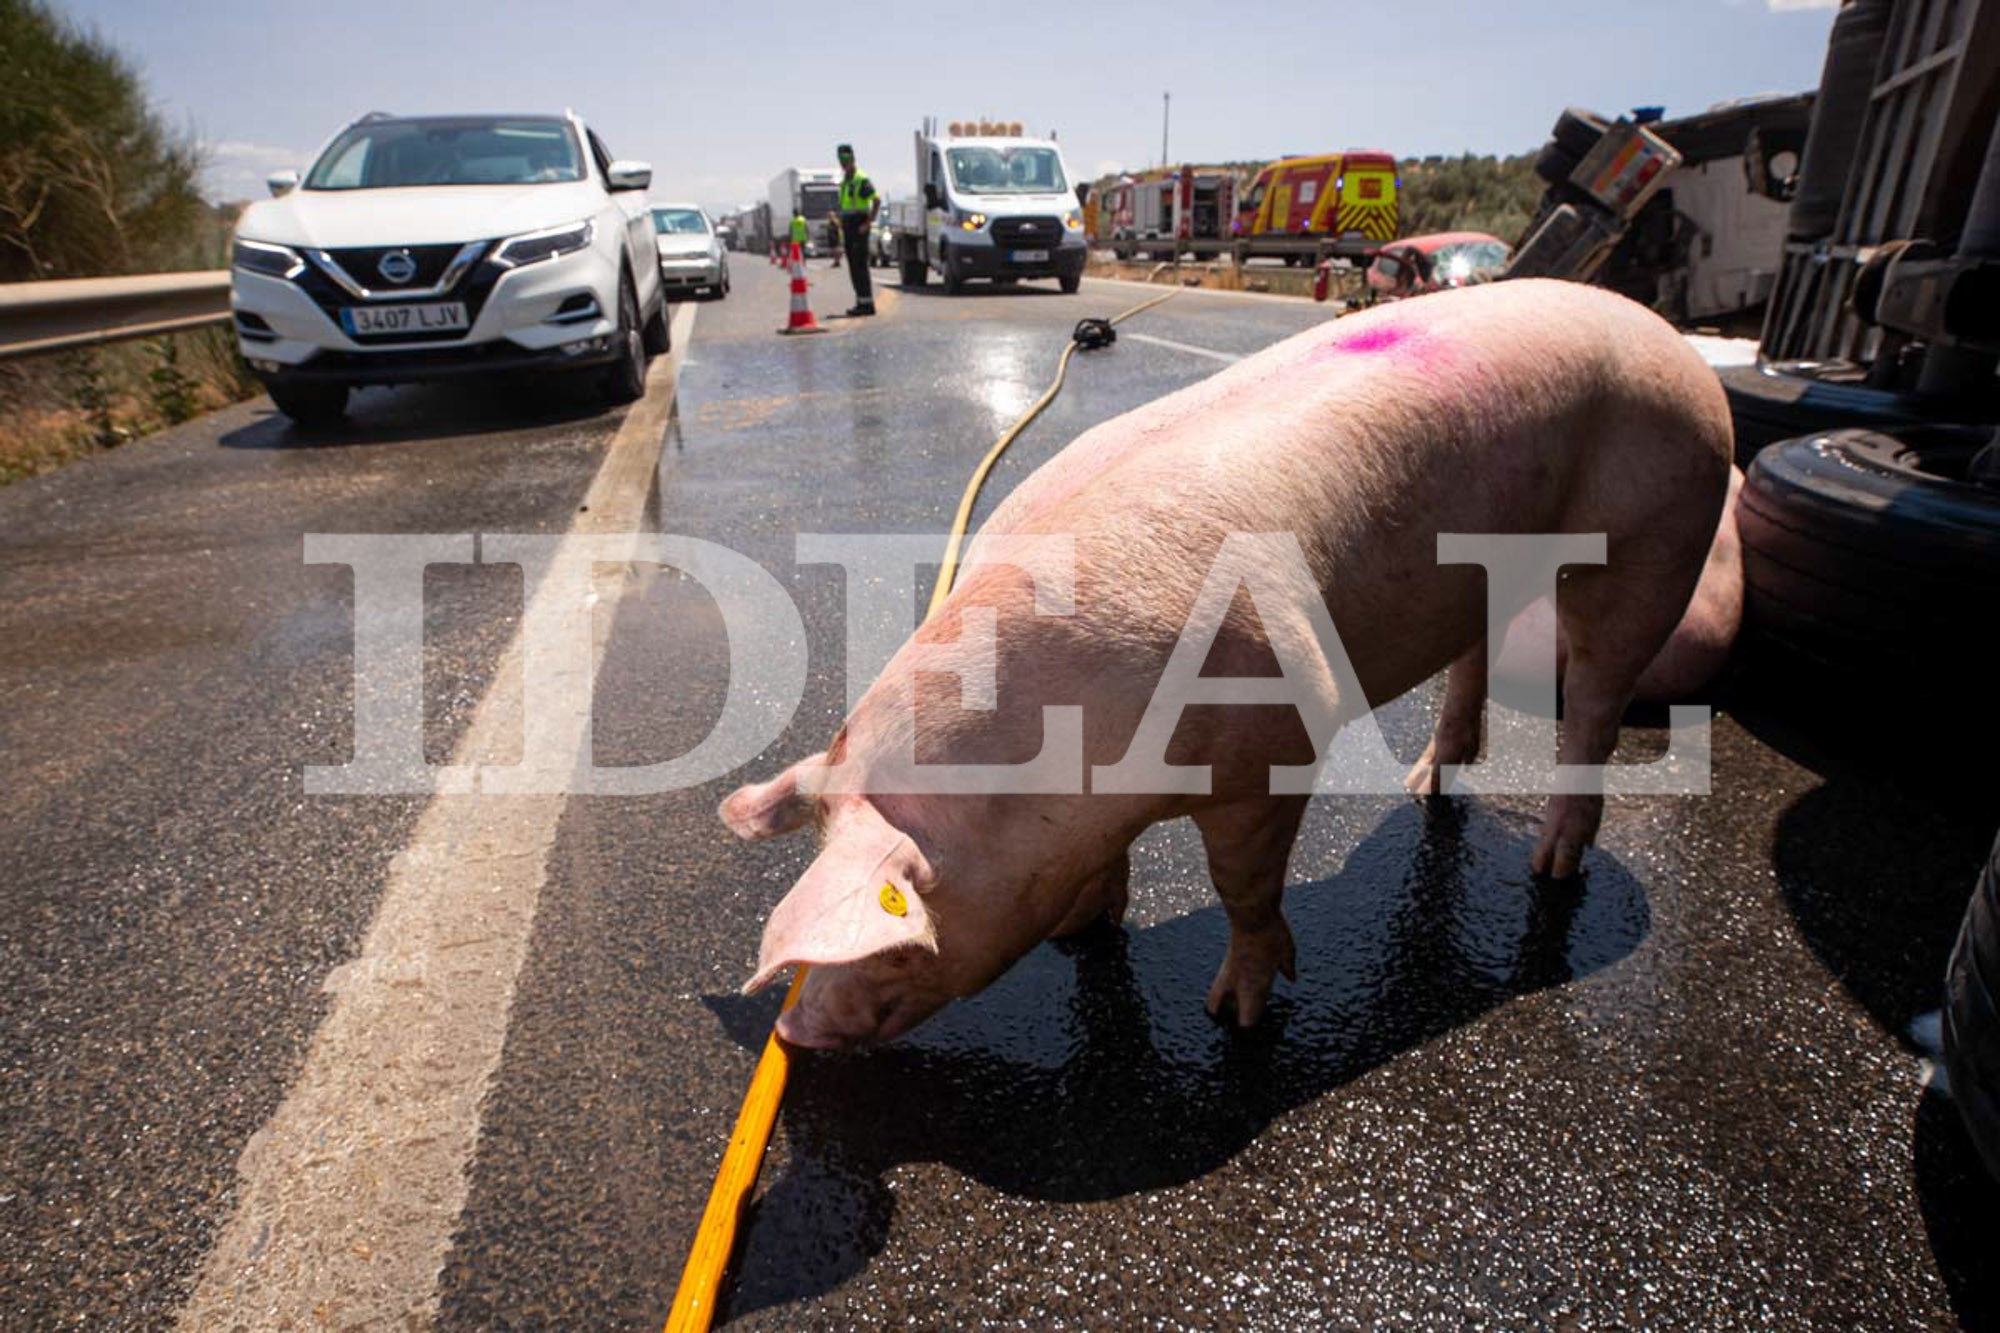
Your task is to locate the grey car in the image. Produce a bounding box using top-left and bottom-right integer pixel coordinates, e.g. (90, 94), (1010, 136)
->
(653, 204), (729, 301)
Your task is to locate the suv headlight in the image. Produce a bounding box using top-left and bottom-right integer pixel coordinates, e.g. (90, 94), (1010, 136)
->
(232, 238), (304, 279)
(493, 218), (596, 268)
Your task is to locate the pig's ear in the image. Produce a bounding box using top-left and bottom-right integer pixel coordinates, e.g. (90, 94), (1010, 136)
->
(744, 806), (935, 993)
(718, 752), (826, 840)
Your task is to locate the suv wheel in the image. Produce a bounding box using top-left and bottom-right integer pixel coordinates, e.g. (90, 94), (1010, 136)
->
(641, 286), (671, 355)
(601, 276), (648, 405)
(267, 379), (348, 426)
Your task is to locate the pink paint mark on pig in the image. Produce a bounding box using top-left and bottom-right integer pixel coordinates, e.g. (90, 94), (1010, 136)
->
(1327, 325), (1410, 354)
(1305, 320), (1452, 377)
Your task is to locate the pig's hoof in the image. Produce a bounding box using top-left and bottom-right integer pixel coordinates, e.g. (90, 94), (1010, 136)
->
(1403, 732), (1478, 798)
(1205, 920), (1297, 1028)
(1530, 794), (1603, 880)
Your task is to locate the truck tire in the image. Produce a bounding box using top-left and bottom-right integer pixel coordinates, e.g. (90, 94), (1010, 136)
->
(1534, 140), (1581, 187)
(1789, 0), (1893, 240)
(899, 255), (927, 286)
(1717, 362), (1950, 463)
(1736, 425), (2000, 678)
(942, 250), (965, 295)
(1551, 107), (1609, 160)
(1944, 825), (2000, 1183)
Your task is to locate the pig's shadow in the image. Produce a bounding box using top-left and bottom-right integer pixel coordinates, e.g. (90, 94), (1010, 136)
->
(702, 799), (1650, 1319)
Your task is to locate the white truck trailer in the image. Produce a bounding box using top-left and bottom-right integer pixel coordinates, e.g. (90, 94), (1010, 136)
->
(730, 202), (772, 256)
(888, 119), (1089, 294)
(768, 167), (842, 257)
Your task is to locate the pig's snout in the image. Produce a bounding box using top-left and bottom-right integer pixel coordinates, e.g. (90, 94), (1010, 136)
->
(776, 964), (944, 1050)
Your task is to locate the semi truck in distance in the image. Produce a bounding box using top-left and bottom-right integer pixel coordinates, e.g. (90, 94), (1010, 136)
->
(889, 118), (1089, 294)
(727, 202), (772, 256)
(768, 168), (842, 256)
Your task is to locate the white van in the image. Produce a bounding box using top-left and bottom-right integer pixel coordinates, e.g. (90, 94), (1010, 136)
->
(890, 120), (1088, 294)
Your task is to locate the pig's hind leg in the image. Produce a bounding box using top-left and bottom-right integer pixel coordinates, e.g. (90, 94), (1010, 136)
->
(1531, 560), (1700, 879)
(1194, 796), (1307, 1026)
(1404, 642), (1488, 797)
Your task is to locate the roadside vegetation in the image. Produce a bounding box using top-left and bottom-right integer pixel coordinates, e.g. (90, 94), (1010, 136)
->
(1395, 153), (1544, 245)
(0, 0), (257, 486)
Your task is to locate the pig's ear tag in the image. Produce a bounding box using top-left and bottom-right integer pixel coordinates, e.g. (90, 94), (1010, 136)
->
(877, 883), (908, 917)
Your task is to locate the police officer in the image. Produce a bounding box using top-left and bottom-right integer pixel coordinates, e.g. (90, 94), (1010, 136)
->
(835, 142), (878, 316)
(789, 208), (808, 258)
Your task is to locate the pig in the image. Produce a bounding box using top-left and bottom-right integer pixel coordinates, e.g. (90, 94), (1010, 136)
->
(1485, 465), (1744, 708)
(721, 278), (1733, 1049)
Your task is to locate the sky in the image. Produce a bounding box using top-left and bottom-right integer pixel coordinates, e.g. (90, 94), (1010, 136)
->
(54, 0), (1841, 213)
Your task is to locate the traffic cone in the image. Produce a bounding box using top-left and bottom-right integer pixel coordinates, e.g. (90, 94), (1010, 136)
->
(778, 241), (822, 335)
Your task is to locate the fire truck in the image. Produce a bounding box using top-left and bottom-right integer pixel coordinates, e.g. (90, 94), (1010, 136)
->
(1099, 165), (1241, 260)
(1231, 150), (1401, 266)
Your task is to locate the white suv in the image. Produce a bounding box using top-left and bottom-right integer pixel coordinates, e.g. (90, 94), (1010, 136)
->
(230, 111), (668, 424)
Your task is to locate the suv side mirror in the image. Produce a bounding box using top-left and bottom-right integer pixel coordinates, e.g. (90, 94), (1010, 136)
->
(607, 159), (653, 191)
(924, 182), (944, 210)
(266, 169), (300, 197)
(1076, 182), (1091, 206)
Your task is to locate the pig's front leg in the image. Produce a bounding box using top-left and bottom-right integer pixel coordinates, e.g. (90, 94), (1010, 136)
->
(1193, 796), (1307, 1026)
(1050, 851), (1131, 936)
(1404, 642), (1487, 797)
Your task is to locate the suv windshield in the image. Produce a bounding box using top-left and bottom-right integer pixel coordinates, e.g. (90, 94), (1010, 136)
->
(946, 146), (1067, 195)
(653, 208), (710, 235)
(305, 117), (585, 190)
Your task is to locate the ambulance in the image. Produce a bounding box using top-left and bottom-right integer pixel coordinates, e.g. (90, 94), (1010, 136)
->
(1231, 150), (1400, 264)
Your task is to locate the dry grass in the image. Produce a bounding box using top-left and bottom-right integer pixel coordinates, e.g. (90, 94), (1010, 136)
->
(0, 327), (256, 487)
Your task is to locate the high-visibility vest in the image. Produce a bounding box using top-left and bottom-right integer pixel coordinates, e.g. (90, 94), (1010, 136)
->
(790, 214), (808, 244)
(839, 170), (876, 215)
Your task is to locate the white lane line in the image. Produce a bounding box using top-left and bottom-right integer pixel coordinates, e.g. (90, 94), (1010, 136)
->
(174, 302), (698, 1333)
(1121, 331), (1245, 364)
(1080, 272), (1333, 307)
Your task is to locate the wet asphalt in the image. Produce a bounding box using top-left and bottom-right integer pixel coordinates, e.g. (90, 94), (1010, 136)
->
(4, 256), (1999, 1330)
(0, 377), (621, 1326)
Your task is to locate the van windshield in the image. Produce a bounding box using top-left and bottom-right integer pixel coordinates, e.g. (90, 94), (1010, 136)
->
(305, 117), (585, 190)
(947, 146), (1067, 195)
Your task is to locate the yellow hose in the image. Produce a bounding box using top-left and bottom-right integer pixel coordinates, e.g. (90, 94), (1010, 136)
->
(664, 283), (1180, 1333)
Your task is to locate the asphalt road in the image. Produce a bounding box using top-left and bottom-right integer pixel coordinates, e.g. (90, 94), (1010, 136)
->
(2, 256), (1997, 1331)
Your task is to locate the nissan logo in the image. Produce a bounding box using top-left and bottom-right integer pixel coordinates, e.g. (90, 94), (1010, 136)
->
(377, 249), (418, 284)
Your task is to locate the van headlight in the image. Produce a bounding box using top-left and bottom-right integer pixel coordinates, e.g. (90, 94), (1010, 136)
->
(1063, 210), (1083, 231)
(956, 210), (988, 231)
(232, 238), (304, 279)
(493, 218), (596, 268)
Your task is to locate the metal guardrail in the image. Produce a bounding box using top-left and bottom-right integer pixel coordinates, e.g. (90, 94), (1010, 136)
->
(0, 271), (231, 362)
